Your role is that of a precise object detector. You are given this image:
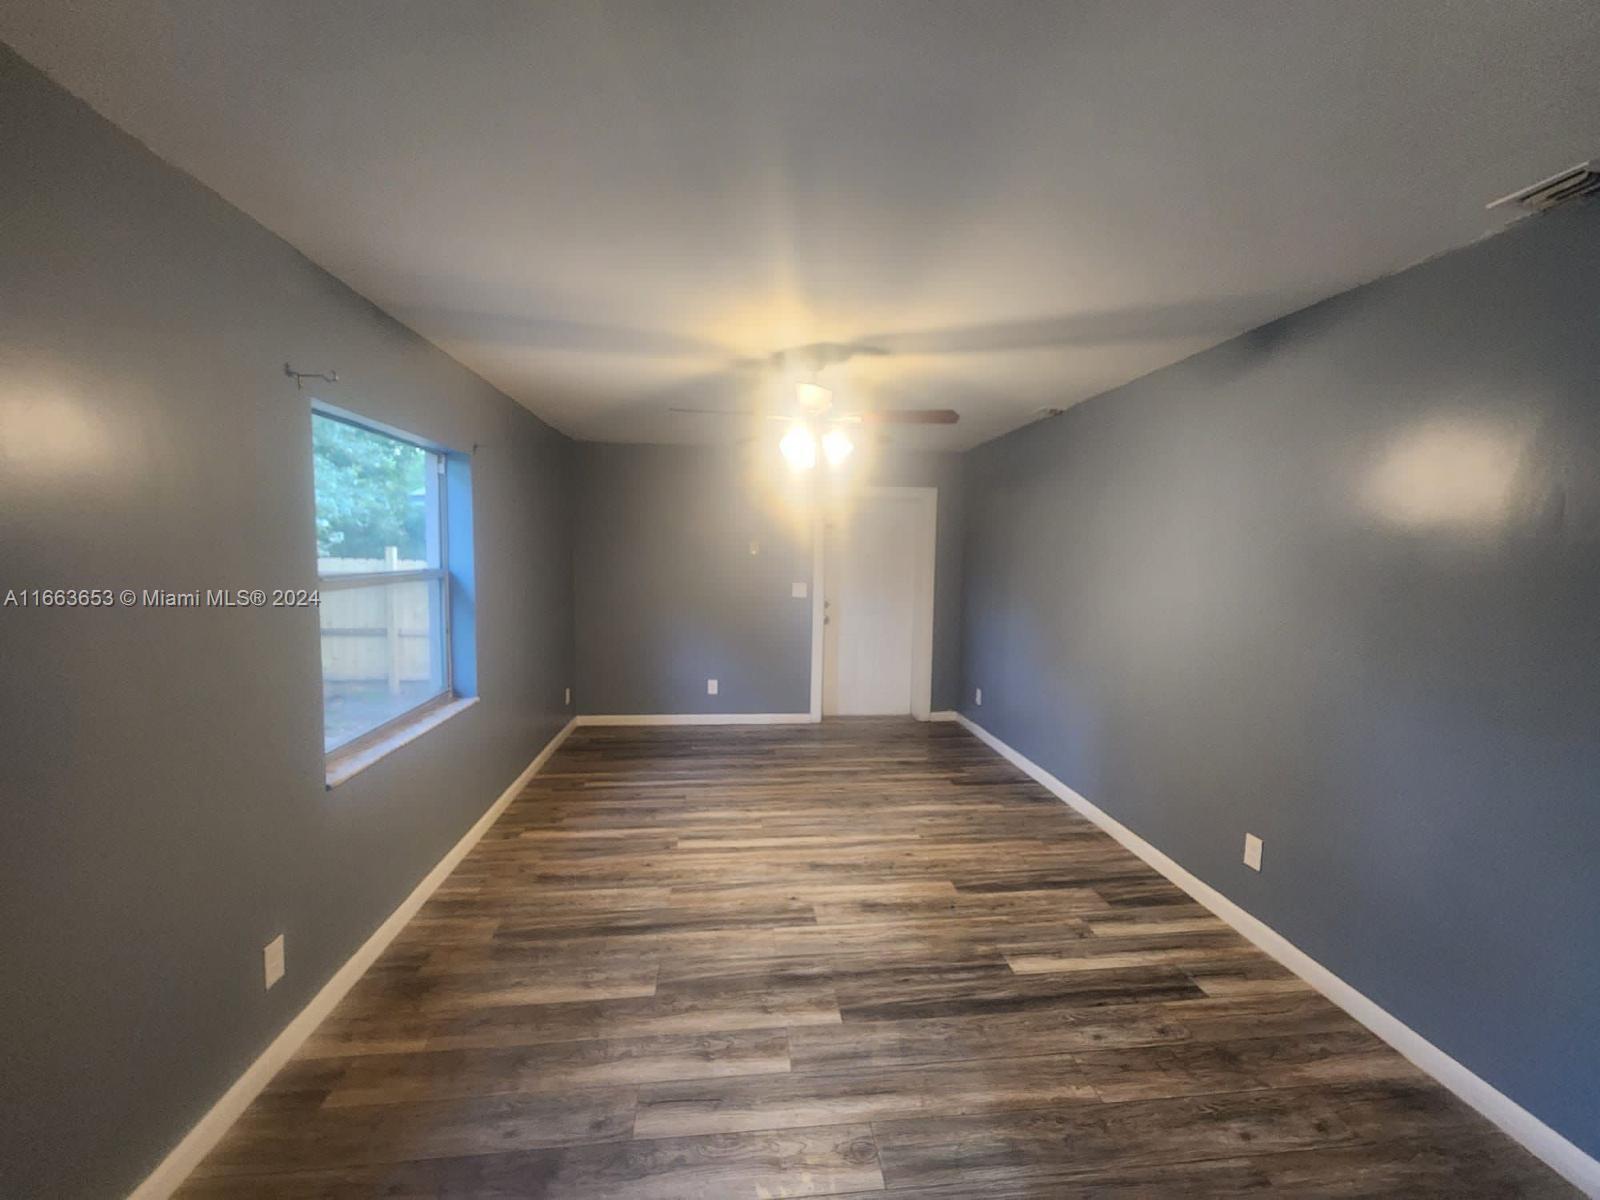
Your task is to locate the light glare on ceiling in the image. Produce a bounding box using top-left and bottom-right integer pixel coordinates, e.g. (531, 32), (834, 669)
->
(821, 427), (853, 467)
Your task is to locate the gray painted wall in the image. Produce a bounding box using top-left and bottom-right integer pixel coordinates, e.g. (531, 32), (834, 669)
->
(0, 48), (574, 1198)
(575, 443), (964, 715)
(960, 201), (1600, 1156)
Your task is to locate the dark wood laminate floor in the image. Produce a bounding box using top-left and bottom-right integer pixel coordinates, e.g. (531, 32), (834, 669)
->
(181, 720), (1575, 1198)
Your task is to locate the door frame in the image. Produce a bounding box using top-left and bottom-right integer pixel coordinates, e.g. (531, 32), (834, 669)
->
(810, 485), (938, 722)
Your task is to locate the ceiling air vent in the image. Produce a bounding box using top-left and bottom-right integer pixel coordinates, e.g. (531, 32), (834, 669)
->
(1485, 161), (1600, 214)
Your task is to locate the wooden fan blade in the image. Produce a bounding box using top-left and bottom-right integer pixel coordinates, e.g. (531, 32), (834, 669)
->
(843, 409), (959, 425)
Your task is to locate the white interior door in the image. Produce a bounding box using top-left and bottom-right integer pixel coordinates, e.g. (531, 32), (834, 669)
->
(822, 494), (921, 715)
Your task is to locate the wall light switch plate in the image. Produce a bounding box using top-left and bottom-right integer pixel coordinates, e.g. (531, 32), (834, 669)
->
(564, 687), (571, 707)
(749, 540), (760, 555)
(707, 679), (718, 695)
(975, 687), (983, 706)
(1243, 833), (1263, 872)
(263, 934), (285, 989)
(792, 581), (808, 598)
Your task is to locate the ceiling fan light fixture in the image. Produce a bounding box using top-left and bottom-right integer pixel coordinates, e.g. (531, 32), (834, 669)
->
(796, 382), (832, 414)
(779, 422), (817, 470)
(821, 427), (854, 467)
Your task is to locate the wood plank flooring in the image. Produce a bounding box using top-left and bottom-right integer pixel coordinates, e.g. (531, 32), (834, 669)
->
(180, 720), (1575, 1198)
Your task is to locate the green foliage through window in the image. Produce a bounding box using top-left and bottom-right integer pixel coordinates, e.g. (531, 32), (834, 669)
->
(312, 413), (427, 561)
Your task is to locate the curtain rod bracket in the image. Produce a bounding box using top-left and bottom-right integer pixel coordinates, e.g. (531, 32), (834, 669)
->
(285, 362), (338, 389)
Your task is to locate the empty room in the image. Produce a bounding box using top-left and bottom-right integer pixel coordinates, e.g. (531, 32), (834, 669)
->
(3, 3), (1599, 1197)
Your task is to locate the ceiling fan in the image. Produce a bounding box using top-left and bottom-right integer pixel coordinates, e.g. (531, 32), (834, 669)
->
(670, 341), (958, 468)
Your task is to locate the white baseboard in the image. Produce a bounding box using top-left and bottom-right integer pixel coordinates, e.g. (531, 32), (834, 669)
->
(950, 711), (1600, 1198)
(575, 713), (816, 726)
(127, 716), (578, 1200)
(929, 709), (959, 722)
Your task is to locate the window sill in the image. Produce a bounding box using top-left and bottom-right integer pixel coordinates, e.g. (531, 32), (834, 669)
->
(325, 695), (478, 789)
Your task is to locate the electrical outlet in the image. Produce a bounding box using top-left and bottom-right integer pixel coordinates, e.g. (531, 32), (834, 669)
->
(564, 686), (571, 707)
(749, 539), (760, 555)
(707, 678), (718, 695)
(263, 934), (285, 989)
(975, 687), (983, 706)
(791, 581), (808, 598)
(1243, 833), (1263, 872)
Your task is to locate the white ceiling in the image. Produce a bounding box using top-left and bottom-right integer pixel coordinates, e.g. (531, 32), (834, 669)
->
(5, 1), (1600, 450)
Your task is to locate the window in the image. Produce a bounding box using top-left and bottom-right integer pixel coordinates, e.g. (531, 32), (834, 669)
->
(312, 411), (452, 752)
